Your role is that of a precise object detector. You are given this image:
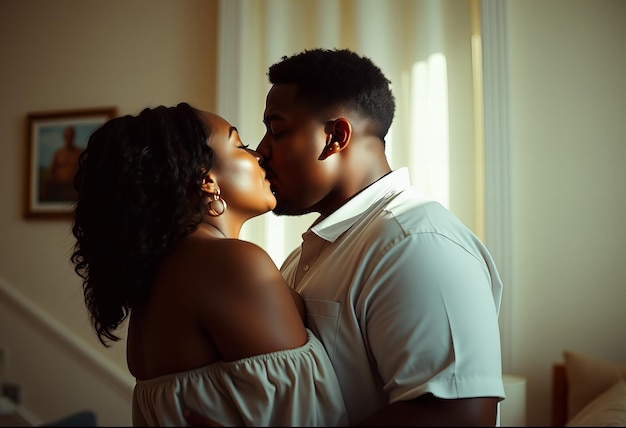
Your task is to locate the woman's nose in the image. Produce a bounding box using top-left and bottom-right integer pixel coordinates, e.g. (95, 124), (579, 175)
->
(252, 149), (263, 164)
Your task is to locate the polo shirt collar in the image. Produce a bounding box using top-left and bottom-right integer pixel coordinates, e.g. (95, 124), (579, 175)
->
(310, 167), (412, 242)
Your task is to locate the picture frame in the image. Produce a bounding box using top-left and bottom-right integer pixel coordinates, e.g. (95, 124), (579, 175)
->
(25, 107), (117, 219)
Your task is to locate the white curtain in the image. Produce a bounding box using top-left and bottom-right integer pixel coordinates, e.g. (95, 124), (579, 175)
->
(216, 0), (484, 268)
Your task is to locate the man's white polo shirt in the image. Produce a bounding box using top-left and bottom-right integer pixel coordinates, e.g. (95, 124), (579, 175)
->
(280, 168), (505, 424)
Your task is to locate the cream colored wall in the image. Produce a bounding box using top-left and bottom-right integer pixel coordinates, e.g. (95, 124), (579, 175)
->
(505, 0), (626, 425)
(1, 0), (625, 426)
(0, 0), (218, 424)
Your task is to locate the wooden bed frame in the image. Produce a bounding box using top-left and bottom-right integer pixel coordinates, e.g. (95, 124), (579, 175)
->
(551, 363), (568, 426)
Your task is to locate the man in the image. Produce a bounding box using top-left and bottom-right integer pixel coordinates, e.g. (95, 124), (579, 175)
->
(42, 125), (82, 201)
(188, 48), (505, 426)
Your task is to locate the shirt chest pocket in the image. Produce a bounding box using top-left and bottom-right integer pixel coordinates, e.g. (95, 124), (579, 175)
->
(304, 299), (341, 364)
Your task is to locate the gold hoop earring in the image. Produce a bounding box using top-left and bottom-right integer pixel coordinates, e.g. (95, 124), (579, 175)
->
(207, 188), (227, 216)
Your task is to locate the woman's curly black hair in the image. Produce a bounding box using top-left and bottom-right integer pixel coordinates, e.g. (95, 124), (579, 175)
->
(70, 102), (212, 346)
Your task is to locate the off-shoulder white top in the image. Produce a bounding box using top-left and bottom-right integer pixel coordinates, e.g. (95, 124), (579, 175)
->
(132, 329), (348, 426)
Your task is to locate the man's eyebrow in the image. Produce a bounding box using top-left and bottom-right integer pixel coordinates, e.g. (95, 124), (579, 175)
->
(229, 126), (238, 136)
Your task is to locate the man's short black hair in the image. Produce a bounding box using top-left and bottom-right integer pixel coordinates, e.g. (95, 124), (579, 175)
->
(268, 48), (396, 141)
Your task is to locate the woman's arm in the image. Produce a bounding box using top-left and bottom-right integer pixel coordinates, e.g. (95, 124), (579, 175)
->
(288, 286), (306, 325)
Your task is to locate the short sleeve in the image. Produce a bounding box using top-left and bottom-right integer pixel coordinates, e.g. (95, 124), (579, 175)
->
(364, 232), (505, 402)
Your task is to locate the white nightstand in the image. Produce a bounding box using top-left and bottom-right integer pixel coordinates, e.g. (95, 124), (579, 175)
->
(501, 374), (527, 426)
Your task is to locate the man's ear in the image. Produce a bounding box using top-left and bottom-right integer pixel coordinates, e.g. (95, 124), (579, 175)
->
(318, 118), (351, 160)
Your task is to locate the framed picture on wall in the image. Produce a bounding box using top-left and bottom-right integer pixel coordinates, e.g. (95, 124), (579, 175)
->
(25, 107), (117, 219)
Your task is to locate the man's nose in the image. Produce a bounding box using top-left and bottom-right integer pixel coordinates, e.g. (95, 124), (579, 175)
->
(256, 137), (269, 160)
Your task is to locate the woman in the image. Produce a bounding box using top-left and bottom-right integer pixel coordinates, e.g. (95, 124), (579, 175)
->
(70, 103), (347, 426)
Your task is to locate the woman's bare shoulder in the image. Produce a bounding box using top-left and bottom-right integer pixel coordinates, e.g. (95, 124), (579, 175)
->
(184, 238), (306, 360)
(205, 238), (280, 280)
(174, 237), (285, 298)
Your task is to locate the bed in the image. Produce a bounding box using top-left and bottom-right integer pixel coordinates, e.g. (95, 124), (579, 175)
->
(551, 351), (626, 426)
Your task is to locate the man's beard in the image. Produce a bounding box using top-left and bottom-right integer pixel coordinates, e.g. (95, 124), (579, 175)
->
(272, 198), (311, 217)
(271, 200), (291, 216)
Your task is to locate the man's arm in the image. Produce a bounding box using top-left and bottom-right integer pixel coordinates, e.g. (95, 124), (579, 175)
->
(356, 395), (499, 426)
(361, 232), (504, 426)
